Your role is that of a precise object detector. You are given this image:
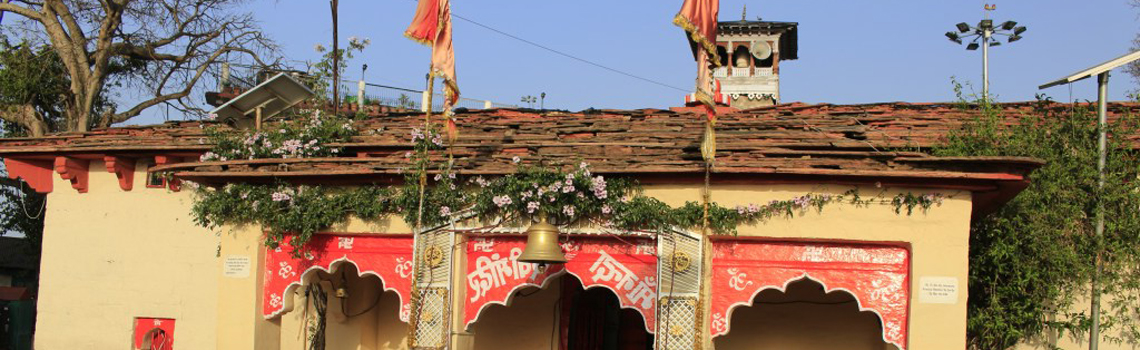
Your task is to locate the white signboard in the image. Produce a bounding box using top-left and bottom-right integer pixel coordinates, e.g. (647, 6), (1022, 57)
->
(223, 255), (251, 278)
(918, 276), (959, 304)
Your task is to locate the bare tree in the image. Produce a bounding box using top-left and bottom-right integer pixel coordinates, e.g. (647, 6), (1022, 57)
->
(0, 0), (277, 135)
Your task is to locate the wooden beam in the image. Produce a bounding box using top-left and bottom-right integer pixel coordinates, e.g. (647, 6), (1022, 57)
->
(2, 158), (52, 193)
(104, 155), (136, 191)
(54, 156), (90, 193)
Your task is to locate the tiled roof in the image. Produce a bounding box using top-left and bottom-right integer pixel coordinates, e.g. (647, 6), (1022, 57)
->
(8, 100), (1130, 182)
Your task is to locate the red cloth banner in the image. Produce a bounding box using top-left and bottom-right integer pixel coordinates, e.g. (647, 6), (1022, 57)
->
(464, 235), (658, 333)
(406, 0), (460, 142)
(263, 234), (415, 322)
(709, 240), (909, 349)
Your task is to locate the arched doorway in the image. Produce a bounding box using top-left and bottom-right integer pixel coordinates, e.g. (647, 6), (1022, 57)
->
(562, 277), (653, 350)
(470, 274), (653, 350)
(714, 278), (899, 350)
(280, 263), (409, 350)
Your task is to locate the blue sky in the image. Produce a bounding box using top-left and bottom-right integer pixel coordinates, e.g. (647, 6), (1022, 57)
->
(132, 0), (1140, 123)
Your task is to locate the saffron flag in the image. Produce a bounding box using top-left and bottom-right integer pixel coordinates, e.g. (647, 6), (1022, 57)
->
(405, 0), (460, 143)
(674, 0), (720, 162)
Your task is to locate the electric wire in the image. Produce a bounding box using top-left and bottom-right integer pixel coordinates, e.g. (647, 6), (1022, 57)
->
(306, 283), (328, 350)
(404, 0), (689, 93)
(17, 180), (44, 220)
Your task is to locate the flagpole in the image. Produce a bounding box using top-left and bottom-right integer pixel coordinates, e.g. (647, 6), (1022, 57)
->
(416, 75), (434, 231)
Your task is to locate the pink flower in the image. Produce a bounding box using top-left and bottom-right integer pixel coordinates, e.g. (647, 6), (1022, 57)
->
(747, 203), (760, 213)
(590, 176), (607, 199)
(271, 192), (292, 202)
(527, 201), (539, 213)
(493, 195), (513, 207)
(439, 206), (451, 216)
(562, 205), (575, 217)
(512, 156), (521, 164)
(601, 205), (612, 214)
(474, 176), (490, 188)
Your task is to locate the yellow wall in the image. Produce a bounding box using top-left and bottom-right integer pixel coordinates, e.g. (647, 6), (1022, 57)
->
(448, 184), (973, 350)
(468, 279), (562, 350)
(279, 265), (409, 350)
(33, 166), (975, 350)
(34, 159), (220, 349)
(216, 224), (280, 349)
(714, 279), (898, 350)
(644, 184), (972, 350)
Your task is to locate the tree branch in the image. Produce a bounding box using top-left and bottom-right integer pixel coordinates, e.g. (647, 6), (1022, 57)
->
(0, 2), (42, 20)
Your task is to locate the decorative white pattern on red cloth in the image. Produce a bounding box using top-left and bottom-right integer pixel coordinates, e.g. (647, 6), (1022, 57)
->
(464, 235), (658, 333)
(709, 240), (909, 349)
(262, 234), (414, 322)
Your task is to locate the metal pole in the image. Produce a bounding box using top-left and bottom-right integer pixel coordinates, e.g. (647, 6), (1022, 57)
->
(1089, 71), (1109, 350)
(331, 0), (340, 116)
(982, 29), (990, 101)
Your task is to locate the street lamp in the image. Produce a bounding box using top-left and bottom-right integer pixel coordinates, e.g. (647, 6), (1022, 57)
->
(945, 4), (1026, 100)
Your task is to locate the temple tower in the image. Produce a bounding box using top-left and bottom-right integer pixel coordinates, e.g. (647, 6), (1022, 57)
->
(714, 10), (799, 108)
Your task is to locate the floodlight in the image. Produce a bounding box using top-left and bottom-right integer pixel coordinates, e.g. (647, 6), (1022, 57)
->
(979, 19), (993, 29)
(956, 22), (971, 33)
(967, 43), (979, 51)
(1014, 26), (1026, 35)
(946, 32), (962, 44)
(1000, 21), (1017, 30)
(989, 41), (1001, 47)
(1008, 35), (1021, 43)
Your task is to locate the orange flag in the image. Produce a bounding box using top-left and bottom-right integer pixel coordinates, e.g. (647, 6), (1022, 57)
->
(674, 0), (720, 162)
(405, 0), (460, 143)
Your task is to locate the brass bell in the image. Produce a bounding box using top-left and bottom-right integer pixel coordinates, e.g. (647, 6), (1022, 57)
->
(517, 218), (567, 266)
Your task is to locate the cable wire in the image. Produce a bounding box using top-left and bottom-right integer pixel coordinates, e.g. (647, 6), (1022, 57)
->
(404, 0), (689, 93)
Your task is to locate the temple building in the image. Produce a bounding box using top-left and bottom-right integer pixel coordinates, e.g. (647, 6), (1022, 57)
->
(8, 100), (1137, 350)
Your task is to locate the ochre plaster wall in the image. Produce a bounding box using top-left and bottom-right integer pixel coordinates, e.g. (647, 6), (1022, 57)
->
(468, 279), (562, 350)
(35, 169), (974, 350)
(34, 160), (220, 349)
(278, 267), (409, 350)
(642, 184), (972, 350)
(714, 279), (898, 350)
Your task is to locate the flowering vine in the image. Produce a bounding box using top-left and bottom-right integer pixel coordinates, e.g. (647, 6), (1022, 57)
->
(190, 126), (947, 252)
(200, 110), (356, 161)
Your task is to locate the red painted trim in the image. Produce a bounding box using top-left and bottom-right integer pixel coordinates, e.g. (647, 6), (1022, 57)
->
(3, 158), (53, 193)
(104, 156), (136, 191)
(54, 156), (89, 193)
(154, 155), (182, 191)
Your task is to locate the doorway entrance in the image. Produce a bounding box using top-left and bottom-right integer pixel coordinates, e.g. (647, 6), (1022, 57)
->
(561, 277), (653, 350)
(714, 278), (899, 350)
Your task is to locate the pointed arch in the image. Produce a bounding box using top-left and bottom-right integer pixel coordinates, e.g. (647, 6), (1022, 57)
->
(709, 239), (910, 349)
(463, 235), (658, 334)
(262, 234), (415, 322)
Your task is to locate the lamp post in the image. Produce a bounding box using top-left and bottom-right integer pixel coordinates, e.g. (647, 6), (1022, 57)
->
(1040, 49), (1140, 350)
(945, 4), (1026, 100)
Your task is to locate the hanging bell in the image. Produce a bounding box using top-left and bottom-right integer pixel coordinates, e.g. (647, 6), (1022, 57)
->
(517, 218), (567, 266)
